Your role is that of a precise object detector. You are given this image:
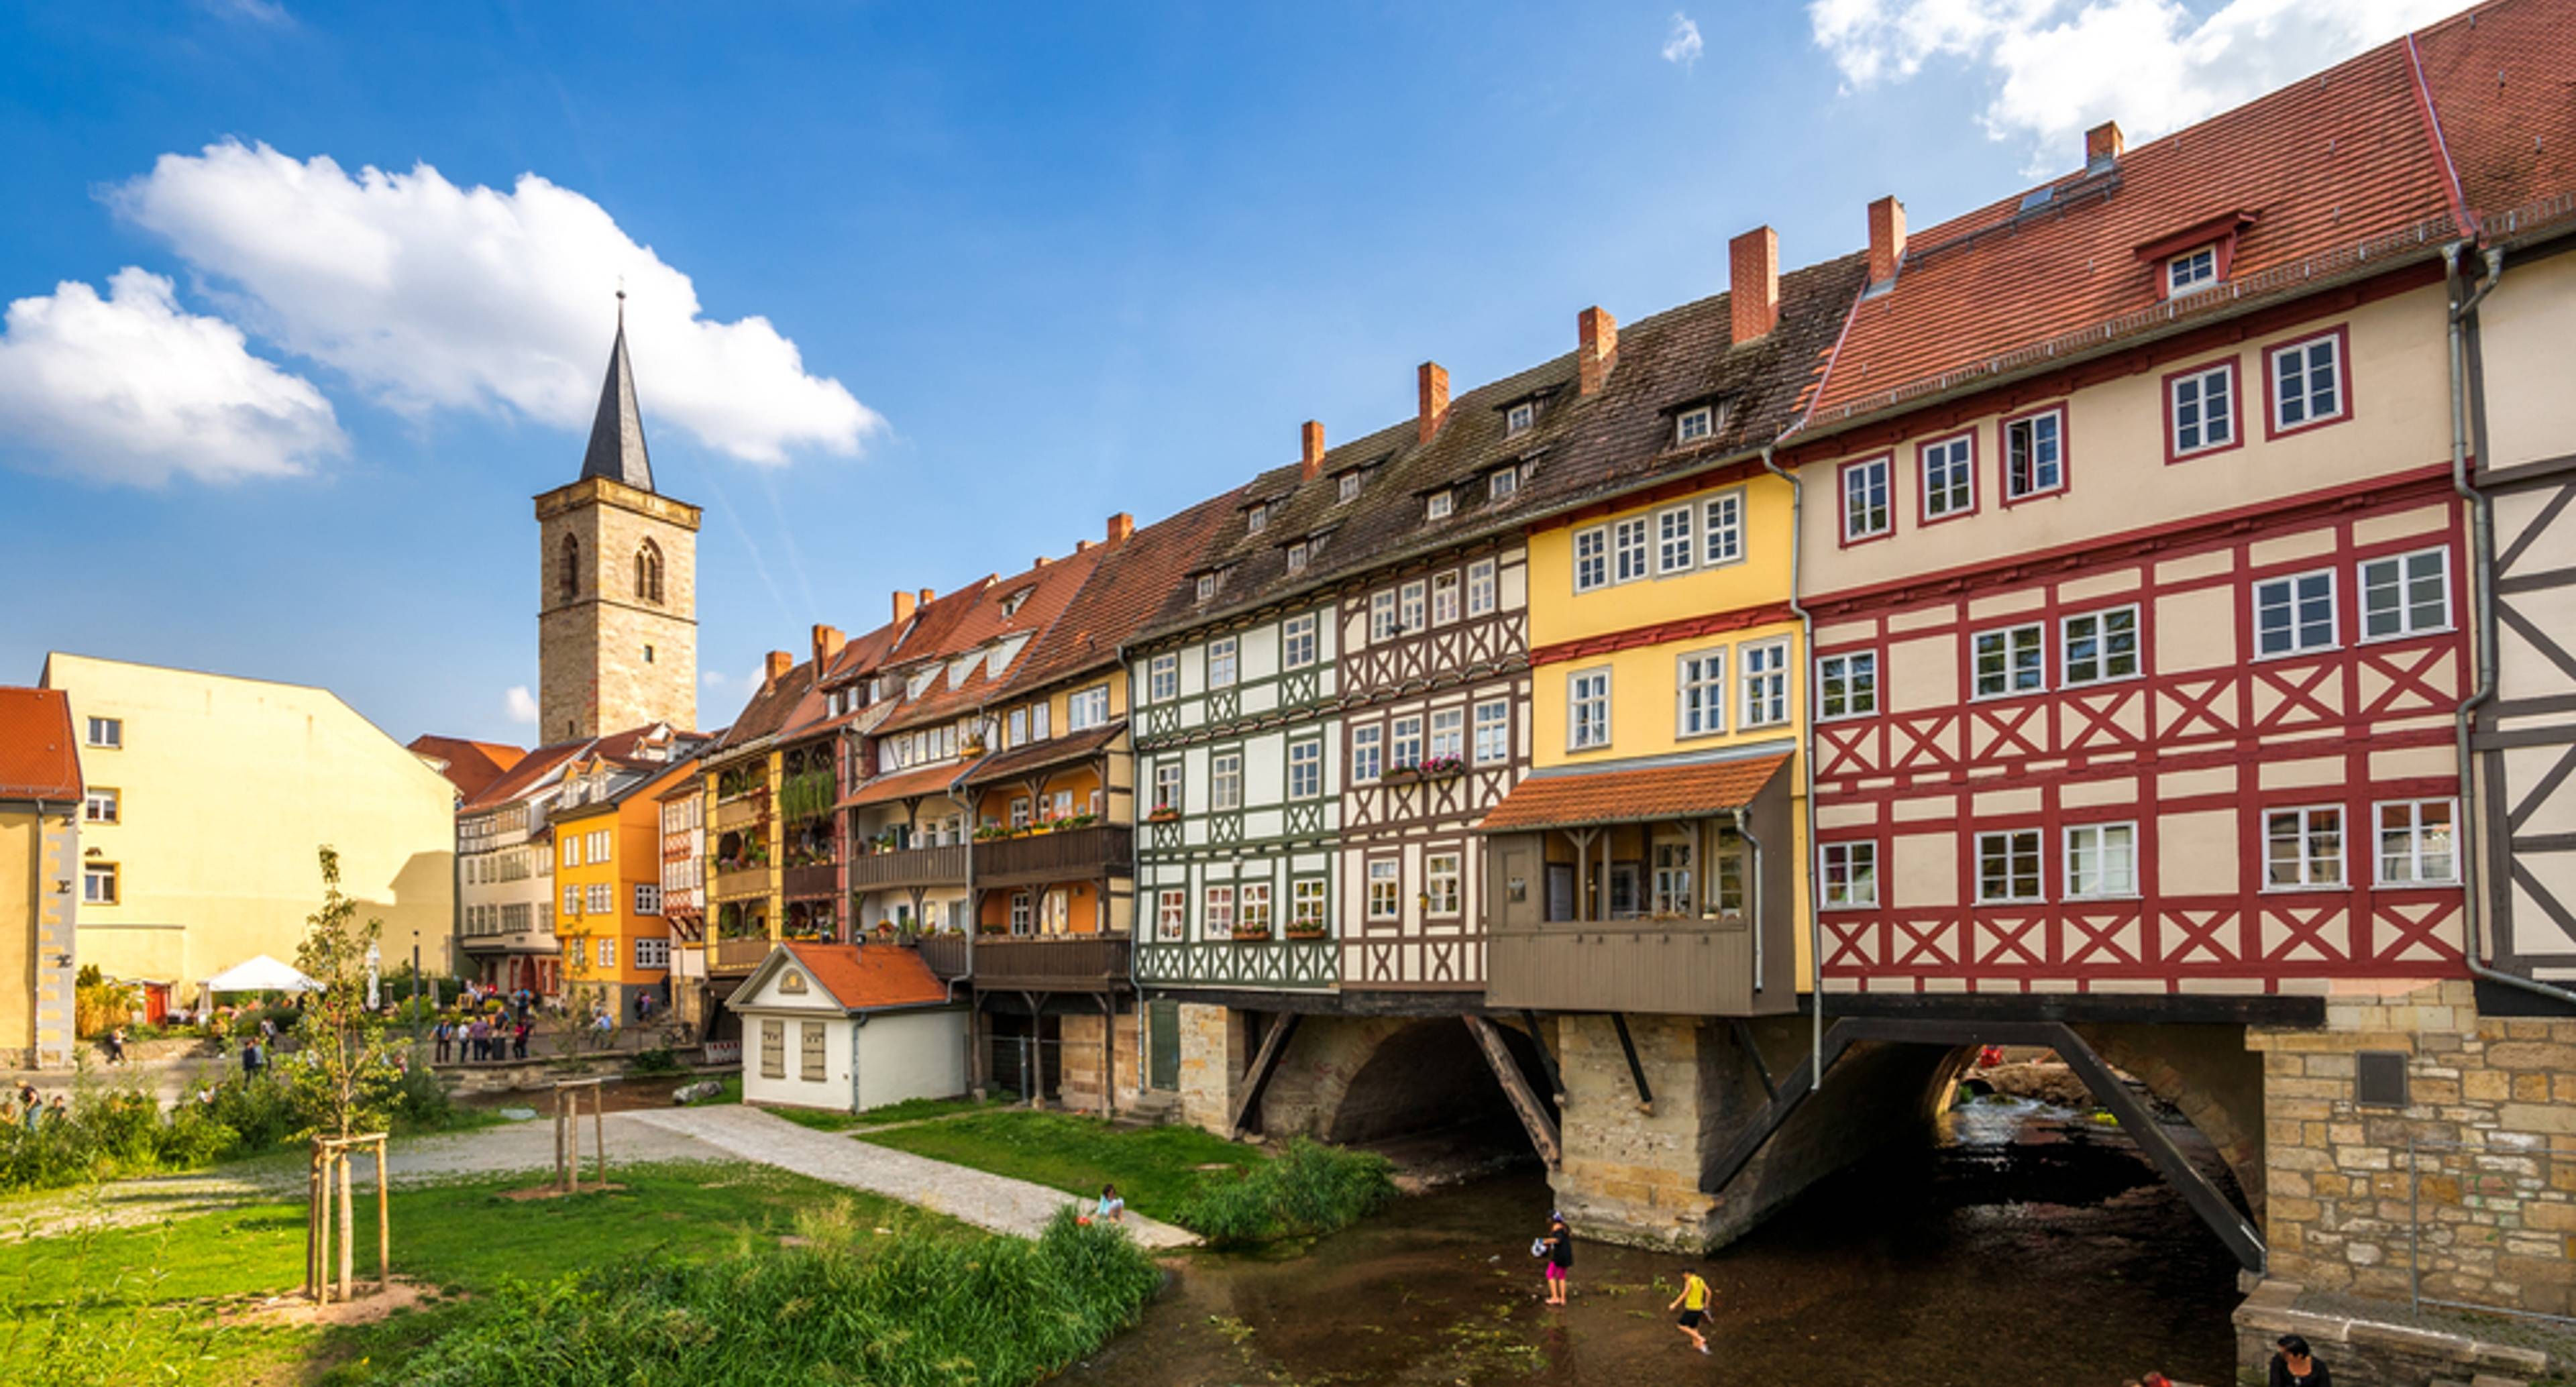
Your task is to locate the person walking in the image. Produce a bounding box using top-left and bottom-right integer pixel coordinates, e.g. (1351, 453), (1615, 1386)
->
(2269, 1334), (2331, 1387)
(466, 1016), (486, 1062)
(433, 1018), (453, 1064)
(1668, 1265), (1715, 1355)
(1539, 1215), (1574, 1306)
(102, 1025), (127, 1066)
(512, 1018), (531, 1060)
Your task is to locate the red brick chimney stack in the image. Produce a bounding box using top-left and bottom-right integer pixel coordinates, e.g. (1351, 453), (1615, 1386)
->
(1577, 307), (1619, 396)
(891, 590), (916, 624)
(1417, 362), (1450, 443)
(2086, 120), (2125, 168)
(1868, 196), (1907, 285)
(763, 650), (794, 688)
(1106, 512), (1134, 545)
(810, 624), (845, 671)
(1729, 226), (1779, 343)
(1300, 421), (1326, 479)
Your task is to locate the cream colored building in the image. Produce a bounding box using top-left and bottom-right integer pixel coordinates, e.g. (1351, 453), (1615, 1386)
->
(38, 653), (457, 996)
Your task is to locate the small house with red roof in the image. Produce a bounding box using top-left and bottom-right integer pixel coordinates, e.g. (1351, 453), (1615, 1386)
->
(729, 942), (966, 1111)
(0, 686), (83, 1068)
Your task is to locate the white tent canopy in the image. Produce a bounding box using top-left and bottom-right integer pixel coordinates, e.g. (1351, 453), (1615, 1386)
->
(202, 954), (322, 997)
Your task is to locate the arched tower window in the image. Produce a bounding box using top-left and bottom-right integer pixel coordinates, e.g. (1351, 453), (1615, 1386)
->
(635, 539), (665, 606)
(558, 534), (580, 602)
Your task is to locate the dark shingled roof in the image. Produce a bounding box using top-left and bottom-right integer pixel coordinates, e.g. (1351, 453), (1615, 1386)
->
(1132, 252), (1870, 644)
(579, 309), (654, 492)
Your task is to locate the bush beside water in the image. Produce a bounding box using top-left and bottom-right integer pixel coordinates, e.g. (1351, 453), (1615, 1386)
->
(1173, 1137), (1396, 1247)
(398, 1205), (1160, 1387)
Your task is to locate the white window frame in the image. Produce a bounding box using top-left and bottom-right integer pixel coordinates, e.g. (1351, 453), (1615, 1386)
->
(1919, 432), (1974, 520)
(2167, 245), (2218, 295)
(1841, 456), (1891, 542)
(1399, 580), (1427, 633)
(1675, 404), (1714, 445)
(1371, 590), (1399, 641)
(1974, 829), (2045, 904)
(83, 862), (118, 905)
(1819, 841), (1878, 909)
(1573, 526), (1609, 593)
(635, 883), (662, 916)
(1288, 738), (1322, 799)
(1208, 636), (1239, 688)
(1240, 881), (1273, 936)
(2375, 797), (2459, 885)
(1432, 571), (1461, 624)
(1210, 751), (1244, 812)
(1656, 505), (1697, 574)
(1148, 653), (1179, 702)
(1489, 468), (1519, 502)
(1287, 540), (1309, 573)
(1338, 470), (1362, 502)
(83, 787), (119, 824)
(1973, 622), (2047, 699)
(2059, 605), (2141, 687)
(1506, 401), (1536, 435)
(1701, 489), (1745, 566)
(1366, 860), (1401, 920)
(1613, 516), (1651, 583)
(2169, 362), (2237, 457)
(1429, 707), (1464, 762)
(1195, 573), (1219, 602)
(1472, 699), (1509, 765)
(1283, 612), (1320, 668)
(1677, 648), (1728, 738)
(2268, 331), (2348, 433)
(635, 936), (670, 970)
(1292, 878), (1327, 934)
(1815, 651), (1878, 721)
(2360, 547), (2451, 642)
(1424, 852), (1462, 917)
(1203, 885), (1236, 938)
(85, 716), (121, 749)
(1427, 491), (1454, 521)
(1390, 716), (1423, 771)
(2265, 804), (2346, 889)
(1466, 559), (1497, 617)
(1069, 685), (1109, 730)
(1246, 503), (1268, 535)
(1352, 725), (1382, 783)
(2002, 406), (2065, 500)
(2064, 822), (2139, 899)
(2254, 569), (2338, 659)
(1156, 888), (1186, 940)
(1740, 639), (1789, 728)
(1568, 667), (1612, 751)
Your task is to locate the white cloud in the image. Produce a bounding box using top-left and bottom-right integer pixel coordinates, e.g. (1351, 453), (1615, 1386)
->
(1809, 0), (2457, 169)
(504, 686), (539, 725)
(111, 140), (884, 466)
(0, 267), (343, 486)
(202, 0), (290, 23)
(1662, 12), (1705, 70)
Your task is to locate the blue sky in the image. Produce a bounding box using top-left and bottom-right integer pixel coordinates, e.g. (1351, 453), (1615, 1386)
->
(0, 0), (2450, 745)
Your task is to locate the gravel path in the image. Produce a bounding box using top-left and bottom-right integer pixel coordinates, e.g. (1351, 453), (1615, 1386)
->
(623, 1106), (1199, 1249)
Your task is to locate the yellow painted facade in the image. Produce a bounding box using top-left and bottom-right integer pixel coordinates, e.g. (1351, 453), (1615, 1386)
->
(551, 759), (693, 1003)
(1522, 471), (1815, 980)
(40, 653), (455, 995)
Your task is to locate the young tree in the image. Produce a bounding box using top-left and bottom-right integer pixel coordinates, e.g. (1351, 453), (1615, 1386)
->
(290, 846), (405, 1139)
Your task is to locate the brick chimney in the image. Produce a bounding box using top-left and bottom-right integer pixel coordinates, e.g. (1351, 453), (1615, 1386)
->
(918, 587), (934, 607)
(2086, 120), (2124, 170)
(1417, 362), (1450, 443)
(1300, 420), (1326, 480)
(892, 590), (916, 624)
(1032, 555), (1050, 569)
(1577, 307), (1619, 396)
(811, 624), (845, 672)
(763, 650), (794, 688)
(1106, 512), (1134, 545)
(1868, 196), (1907, 286)
(1729, 226), (1779, 344)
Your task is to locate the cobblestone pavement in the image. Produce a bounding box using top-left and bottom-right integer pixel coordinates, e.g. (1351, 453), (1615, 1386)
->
(622, 1105), (1199, 1249)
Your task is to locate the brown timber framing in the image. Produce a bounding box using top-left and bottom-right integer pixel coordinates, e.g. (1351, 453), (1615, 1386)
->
(1700, 1017), (2264, 1272)
(1464, 1014), (1561, 1167)
(1228, 1011), (1301, 1138)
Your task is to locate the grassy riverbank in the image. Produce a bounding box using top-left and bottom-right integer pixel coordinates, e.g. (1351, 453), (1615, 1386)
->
(765, 1093), (991, 1132)
(3, 1159), (1160, 1386)
(859, 1110), (1394, 1244)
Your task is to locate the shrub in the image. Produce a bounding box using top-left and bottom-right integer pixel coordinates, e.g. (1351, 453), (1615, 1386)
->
(1173, 1137), (1395, 1247)
(400, 1205), (1159, 1386)
(384, 1058), (458, 1131)
(627, 1046), (687, 1077)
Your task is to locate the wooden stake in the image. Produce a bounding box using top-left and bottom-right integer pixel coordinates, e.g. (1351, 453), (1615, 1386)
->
(553, 1087), (566, 1192)
(566, 1089), (581, 1195)
(337, 1148), (355, 1300)
(592, 1087), (606, 1186)
(305, 1146), (323, 1302)
(375, 1140), (390, 1292)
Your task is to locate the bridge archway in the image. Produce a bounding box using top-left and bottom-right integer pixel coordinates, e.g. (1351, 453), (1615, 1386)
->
(1251, 1013), (1557, 1152)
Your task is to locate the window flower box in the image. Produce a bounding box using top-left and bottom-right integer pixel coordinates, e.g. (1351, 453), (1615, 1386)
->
(1146, 806), (1181, 824)
(1285, 923), (1328, 940)
(1232, 924), (1273, 942)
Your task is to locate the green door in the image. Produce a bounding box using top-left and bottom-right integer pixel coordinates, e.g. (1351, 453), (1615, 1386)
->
(1148, 999), (1181, 1090)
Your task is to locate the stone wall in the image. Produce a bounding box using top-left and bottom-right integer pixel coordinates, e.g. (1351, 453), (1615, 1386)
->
(2251, 978), (2576, 1320)
(1059, 1005), (1146, 1114)
(1175, 1001), (1242, 1132)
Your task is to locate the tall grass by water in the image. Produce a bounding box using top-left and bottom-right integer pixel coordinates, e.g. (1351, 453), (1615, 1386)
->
(396, 1203), (1160, 1387)
(1173, 1137), (1396, 1247)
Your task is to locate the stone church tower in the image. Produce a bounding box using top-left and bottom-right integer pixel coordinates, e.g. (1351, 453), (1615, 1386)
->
(534, 300), (701, 741)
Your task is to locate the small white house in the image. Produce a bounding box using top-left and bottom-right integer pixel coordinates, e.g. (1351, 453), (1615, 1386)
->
(731, 942), (968, 1112)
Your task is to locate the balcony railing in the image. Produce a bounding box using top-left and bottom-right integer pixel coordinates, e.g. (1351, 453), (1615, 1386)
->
(711, 936), (775, 974)
(1485, 920), (1780, 1016)
(710, 863), (771, 900)
(914, 933), (971, 981)
(973, 933), (1132, 993)
(847, 842), (968, 892)
(714, 792), (769, 832)
(975, 824), (1136, 889)
(782, 862), (839, 899)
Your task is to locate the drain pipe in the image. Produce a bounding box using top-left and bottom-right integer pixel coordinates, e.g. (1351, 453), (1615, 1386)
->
(2444, 240), (2576, 1008)
(1759, 443), (1826, 1086)
(1731, 806), (1764, 993)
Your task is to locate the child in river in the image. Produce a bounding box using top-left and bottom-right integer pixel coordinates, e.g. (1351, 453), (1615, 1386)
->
(1668, 1266), (1714, 1354)
(1538, 1216), (1573, 1305)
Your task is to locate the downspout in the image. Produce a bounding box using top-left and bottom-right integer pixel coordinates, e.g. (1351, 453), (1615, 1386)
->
(1760, 443), (1826, 1086)
(2444, 240), (2576, 1007)
(1731, 806), (1764, 992)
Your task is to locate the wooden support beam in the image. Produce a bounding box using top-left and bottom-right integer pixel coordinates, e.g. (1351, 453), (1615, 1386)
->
(2044, 1021), (2265, 1272)
(1730, 1018), (1777, 1101)
(1518, 1009), (1566, 1103)
(1701, 1020), (1859, 1197)
(1610, 1013), (1654, 1113)
(1464, 1015), (1561, 1168)
(1228, 1011), (1300, 1139)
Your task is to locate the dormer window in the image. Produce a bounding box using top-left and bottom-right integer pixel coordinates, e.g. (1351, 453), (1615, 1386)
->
(1426, 491), (1454, 521)
(1246, 504), (1269, 535)
(1287, 541), (1309, 573)
(1489, 467), (1519, 502)
(1195, 571), (1221, 602)
(1506, 401), (1536, 435)
(1001, 589), (1030, 618)
(1337, 471), (1362, 503)
(1675, 406), (1715, 446)
(2167, 246), (2218, 295)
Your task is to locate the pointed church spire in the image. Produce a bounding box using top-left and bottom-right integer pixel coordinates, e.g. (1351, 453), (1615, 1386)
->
(578, 289), (654, 492)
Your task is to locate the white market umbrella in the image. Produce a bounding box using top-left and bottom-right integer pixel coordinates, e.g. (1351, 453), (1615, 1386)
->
(202, 953), (323, 997)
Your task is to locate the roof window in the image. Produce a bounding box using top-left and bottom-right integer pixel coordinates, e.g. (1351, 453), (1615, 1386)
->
(1489, 467), (1519, 502)
(1426, 490), (1454, 522)
(1000, 588), (1030, 618)
(1505, 401), (1536, 435)
(1336, 470), (1362, 503)
(1246, 502), (1269, 535)
(2167, 245), (2219, 296)
(1675, 405), (1715, 446)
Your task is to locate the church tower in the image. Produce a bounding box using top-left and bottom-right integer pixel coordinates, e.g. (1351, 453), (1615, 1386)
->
(535, 298), (701, 741)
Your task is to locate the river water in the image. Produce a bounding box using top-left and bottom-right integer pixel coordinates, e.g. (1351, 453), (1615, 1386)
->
(1065, 1099), (2241, 1386)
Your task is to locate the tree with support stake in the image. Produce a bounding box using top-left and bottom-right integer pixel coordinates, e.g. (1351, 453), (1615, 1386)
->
(290, 846), (408, 1305)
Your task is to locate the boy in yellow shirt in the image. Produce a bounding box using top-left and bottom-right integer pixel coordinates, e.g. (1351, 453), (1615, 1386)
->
(1668, 1266), (1714, 1355)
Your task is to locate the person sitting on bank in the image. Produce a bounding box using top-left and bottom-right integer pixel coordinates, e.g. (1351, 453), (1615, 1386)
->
(1095, 1183), (1126, 1223)
(2269, 1334), (2330, 1387)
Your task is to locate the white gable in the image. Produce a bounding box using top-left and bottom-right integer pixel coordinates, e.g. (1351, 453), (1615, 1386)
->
(733, 956), (851, 1013)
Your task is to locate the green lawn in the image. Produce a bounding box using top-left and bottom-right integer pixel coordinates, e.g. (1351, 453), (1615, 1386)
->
(764, 1093), (994, 1133)
(1, 1162), (954, 1386)
(859, 1109), (1266, 1220)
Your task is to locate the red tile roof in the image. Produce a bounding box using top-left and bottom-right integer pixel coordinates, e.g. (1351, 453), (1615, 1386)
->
(2414, 0), (2576, 229)
(1807, 36), (2457, 424)
(960, 721), (1125, 787)
(459, 739), (590, 812)
(406, 735), (527, 801)
(780, 942), (951, 1011)
(1477, 753), (1789, 832)
(0, 688), (82, 801)
(837, 760), (978, 810)
(1006, 490), (1244, 693)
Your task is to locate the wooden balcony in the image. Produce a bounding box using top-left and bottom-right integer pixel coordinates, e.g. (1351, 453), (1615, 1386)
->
(973, 933), (1132, 993)
(710, 936), (775, 974)
(847, 842), (967, 892)
(1485, 920), (1791, 1016)
(915, 933), (971, 981)
(782, 862), (839, 900)
(713, 791), (769, 832)
(710, 863), (771, 901)
(975, 823), (1135, 889)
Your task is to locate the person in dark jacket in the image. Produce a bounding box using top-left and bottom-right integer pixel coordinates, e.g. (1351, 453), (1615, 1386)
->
(2269, 1334), (2330, 1387)
(1540, 1215), (1574, 1305)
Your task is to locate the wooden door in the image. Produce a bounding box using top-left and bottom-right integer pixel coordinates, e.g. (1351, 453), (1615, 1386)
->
(1149, 998), (1181, 1089)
